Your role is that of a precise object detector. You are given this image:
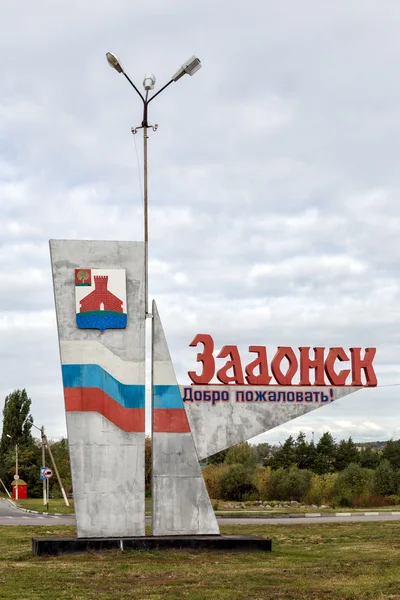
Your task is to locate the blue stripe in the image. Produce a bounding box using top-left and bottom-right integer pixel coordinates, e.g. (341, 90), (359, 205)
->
(62, 364), (145, 408)
(153, 385), (184, 409)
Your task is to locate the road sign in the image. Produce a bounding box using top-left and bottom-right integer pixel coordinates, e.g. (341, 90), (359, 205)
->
(40, 467), (53, 480)
(14, 474), (19, 481)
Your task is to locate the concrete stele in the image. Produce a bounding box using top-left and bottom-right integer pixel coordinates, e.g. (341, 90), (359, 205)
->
(152, 301), (219, 536)
(182, 385), (362, 460)
(50, 240), (146, 538)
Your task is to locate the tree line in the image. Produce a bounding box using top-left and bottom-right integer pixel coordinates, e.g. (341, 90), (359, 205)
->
(202, 433), (400, 506)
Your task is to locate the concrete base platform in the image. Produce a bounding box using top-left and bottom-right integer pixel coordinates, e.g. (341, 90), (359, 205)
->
(32, 535), (272, 556)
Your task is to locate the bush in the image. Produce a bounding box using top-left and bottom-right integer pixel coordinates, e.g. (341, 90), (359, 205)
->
(373, 460), (396, 496)
(268, 467), (313, 502)
(225, 442), (257, 467)
(202, 464), (227, 500)
(252, 467), (272, 500)
(306, 473), (337, 506)
(219, 464), (256, 501)
(333, 463), (374, 507)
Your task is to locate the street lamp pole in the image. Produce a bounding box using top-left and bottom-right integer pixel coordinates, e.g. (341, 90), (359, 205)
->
(106, 53), (202, 318)
(6, 434), (18, 500)
(15, 443), (18, 500)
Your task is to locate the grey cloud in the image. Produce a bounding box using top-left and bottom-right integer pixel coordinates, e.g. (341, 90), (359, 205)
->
(1, 1), (399, 441)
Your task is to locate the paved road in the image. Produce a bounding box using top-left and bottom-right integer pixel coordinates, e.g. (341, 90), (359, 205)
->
(2, 500), (400, 527)
(0, 500), (75, 526)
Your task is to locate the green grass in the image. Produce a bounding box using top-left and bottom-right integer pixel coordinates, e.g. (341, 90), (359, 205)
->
(13, 497), (400, 518)
(15, 498), (75, 515)
(213, 502), (400, 515)
(0, 522), (400, 599)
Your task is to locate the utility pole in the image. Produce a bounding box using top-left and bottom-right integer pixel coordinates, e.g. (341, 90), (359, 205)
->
(41, 426), (47, 508)
(44, 433), (70, 507)
(32, 423), (70, 507)
(0, 478), (11, 498)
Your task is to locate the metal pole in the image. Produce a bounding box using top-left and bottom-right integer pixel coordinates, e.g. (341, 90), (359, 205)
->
(143, 124), (149, 317)
(15, 444), (18, 501)
(0, 478), (11, 498)
(41, 426), (46, 506)
(44, 435), (70, 507)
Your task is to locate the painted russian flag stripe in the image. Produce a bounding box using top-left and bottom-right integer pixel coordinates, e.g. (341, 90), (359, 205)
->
(62, 364), (145, 408)
(153, 408), (190, 433)
(64, 388), (145, 432)
(153, 385), (184, 409)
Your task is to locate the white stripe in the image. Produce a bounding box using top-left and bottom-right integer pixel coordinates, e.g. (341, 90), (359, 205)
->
(60, 341), (144, 385)
(391, 512), (400, 515)
(305, 513), (321, 517)
(337, 512), (352, 516)
(364, 512), (379, 516)
(153, 360), (178, 386)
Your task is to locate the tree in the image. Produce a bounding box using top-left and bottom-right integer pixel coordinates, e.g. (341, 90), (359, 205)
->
(225, 442), (257, 467)
(253, 442), (272, 465)
(359, 446), (380, 470)
(334, 438), (359, 471)
(267, 436), (296, 470)
(333, 463), (374, 506)
(270, 466), (313, 502)
(313, 432), (336, 474)
(219, 464), (256, 501)
(0, 390), (34, 484)
(382, 440), (400, 470)
(294, 431), (317, 470)
(373, 459), (396, 496)
(47, 438), (72, 498)
(0, 389), (33, 452)
(207, 448), (229, 465)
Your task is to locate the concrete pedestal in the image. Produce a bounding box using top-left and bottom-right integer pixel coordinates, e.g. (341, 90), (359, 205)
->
(32, 535), (272, 556)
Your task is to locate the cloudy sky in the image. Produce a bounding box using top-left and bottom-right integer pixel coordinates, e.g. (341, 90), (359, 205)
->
(1, 0), (400, 446)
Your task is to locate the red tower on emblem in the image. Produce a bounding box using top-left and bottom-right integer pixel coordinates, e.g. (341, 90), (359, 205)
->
(79, 276), (123, 313)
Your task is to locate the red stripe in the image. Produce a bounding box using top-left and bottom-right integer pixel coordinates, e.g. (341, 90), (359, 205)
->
(153, 408), (191, 433)
(64, 388), (145, 432)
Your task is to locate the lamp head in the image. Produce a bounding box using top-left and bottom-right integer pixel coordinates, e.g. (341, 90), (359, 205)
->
(143, 73), (156, 91)
(106, 52), (124, 74)
(172, 55), (202, 82)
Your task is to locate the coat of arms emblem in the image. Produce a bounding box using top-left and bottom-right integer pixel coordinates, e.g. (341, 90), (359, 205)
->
(75, 268), (127, 331)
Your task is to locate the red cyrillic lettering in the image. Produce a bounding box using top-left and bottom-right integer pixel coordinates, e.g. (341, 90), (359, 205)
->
(350, 348), (377, 386)
(271, 347), (298, 385)
(216, 345), (245, 384)
(188, 334), (215, 384)
(245, 346), (272, 385)
(299, 347), (325, 385)
(324, 347), (350, 385)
